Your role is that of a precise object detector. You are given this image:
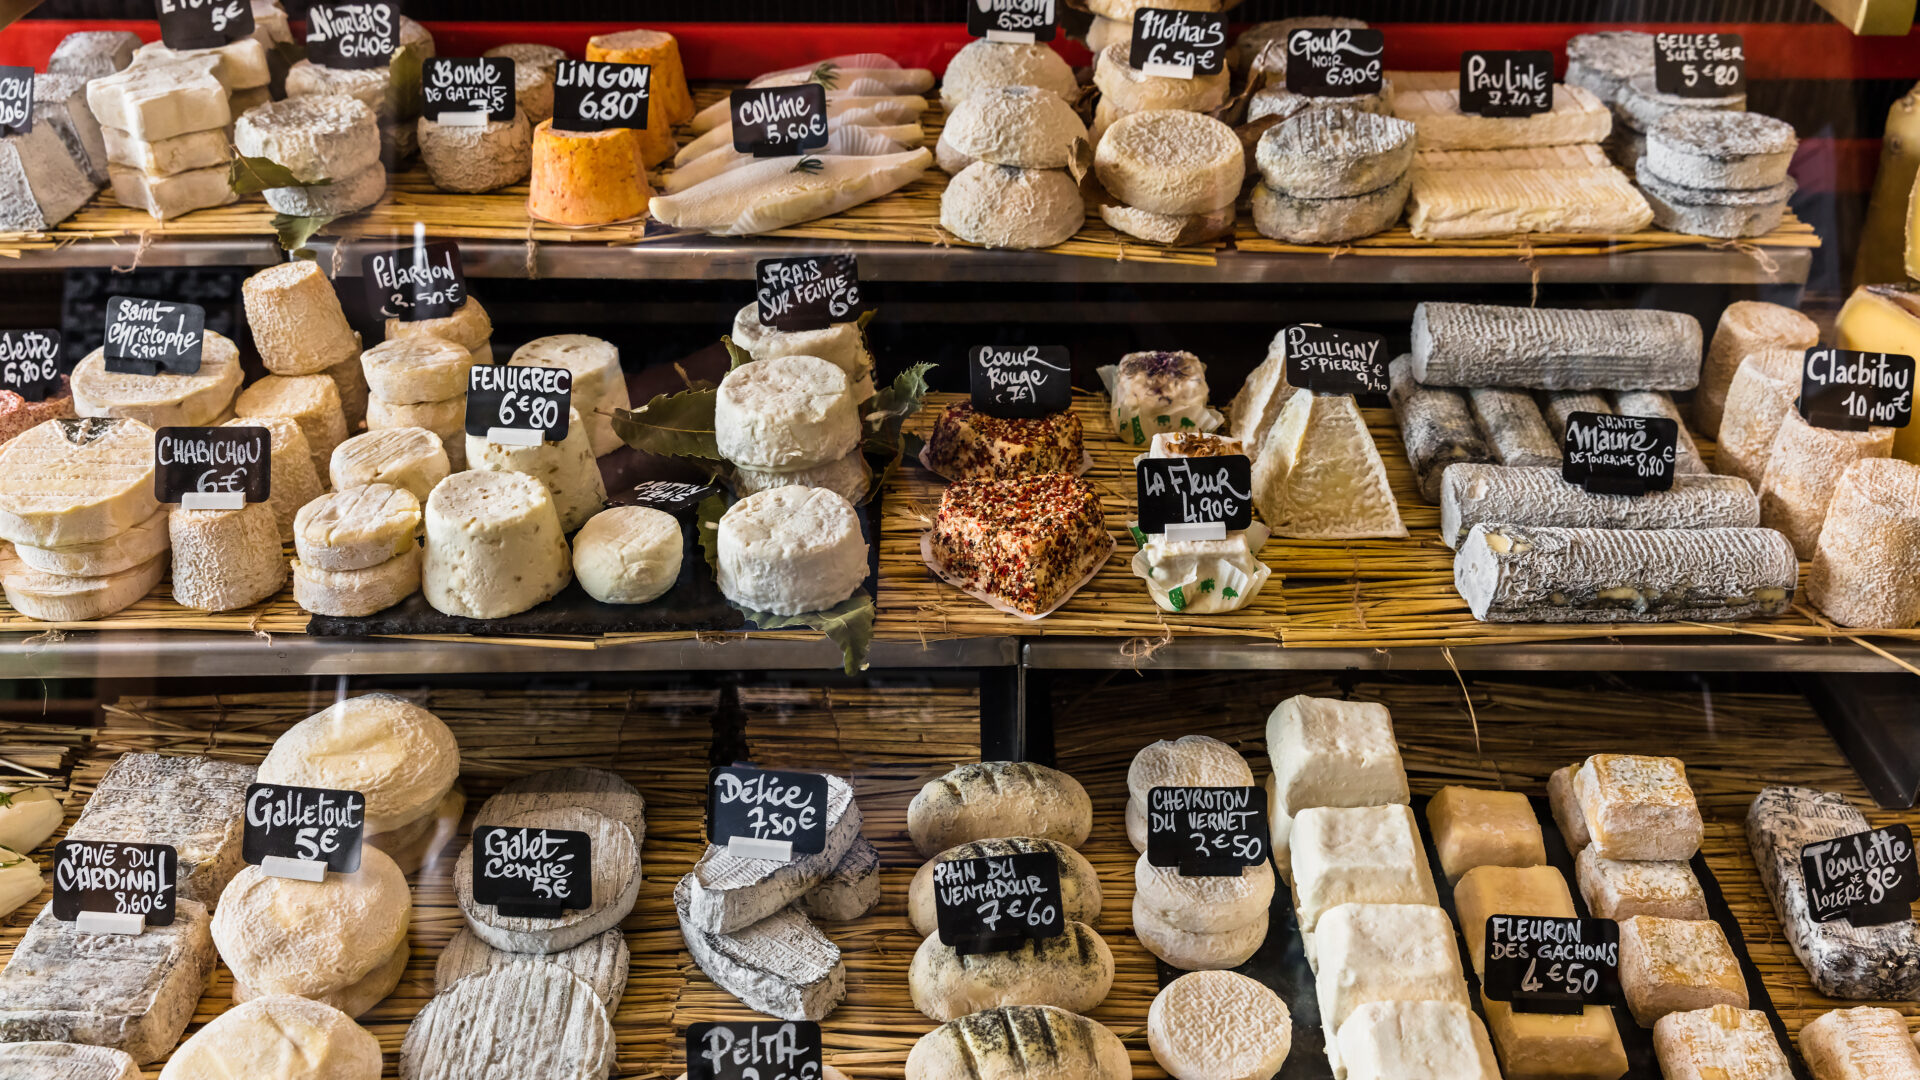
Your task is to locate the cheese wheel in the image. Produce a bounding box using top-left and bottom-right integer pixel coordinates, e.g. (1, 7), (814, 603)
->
(262, 161), (387, 217)
(159, 994), (381, 1080)
(509, 335), (631, 457)
(715, 356), (860, 472)
(0, 548), (165, 622)
(418, 113), (533, 194)
(730, 304), (876, 403)
(1134, 852), (1275, 933)
(1096, 109), (1245, 215)
(1758, 409), (1896, 557)
(0, 418), (160, 546)
(1148, 971), (1292, 1080)
(367, 395), (467, 471)
(940, 39), (1080, 109)
(170, 501), (288, 611)
(369, 783), (465, 878)
(464, 406), (608, 533)
(233, 932), (408, 1019)
(454, 806), (641, 953)
(244, 260), (361, 376)
(71, 332), (243, 428)
(584, 28), (694, 127)
(1696, 301), (1818, 439)
(295, 483), (421, 571)
(733, 451), (872, 504)
(384, 295), (494, 354)
(14, 507), (168, 577)
(226, 414), (321, 544)
(529, 120), (651, 226)
(286, 61), (390, 121)
(291, 546), (419, 617)
(1811, 458), (1920, 628)
(1715, 347), (1803, 486)
(234, 93), (382, 184)
(422, 469), (572, 619)
(237, 374), (348, 479)
(211, 845), (411, 1002)
(716, 487), (867, 616)
(940, 84), (1090, 170)
(325, 347), (371, 432)
(1132, 892), (1267, 970)
(941, 162), (1084, 250)
(260, 693), (459, 836)
(483, 42), (566, 75)
(1093, 44), (1229, 115)
(330, 427), (451, 503)
(361, 334), (477, 404)
(572, 505), (682, 604)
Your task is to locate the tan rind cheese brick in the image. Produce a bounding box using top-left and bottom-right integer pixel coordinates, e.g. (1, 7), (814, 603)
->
(0, 417), (159, 547)
(71, 331), (243, 428)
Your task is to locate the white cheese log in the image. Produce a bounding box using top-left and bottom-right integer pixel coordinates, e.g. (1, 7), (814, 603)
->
(1455, 524), (1798, 622)
(418, 113), (532, 194)
(362, 334), (477, 404)
(1389, 354), (1492, 504)
(61, 752), (254, 906)
(236, 373), (347, 478)
(235, 94), (380, 184)
(86, 57), (230, 142)
(227, 414), (319, 543)
(1696, 301), (1817, 439)
(1810, 459), (1920, 628)
(1612, 389), (1707, 475)
(169, 501), (288, 612)
(1468, 388), (1560, 467)
(71, 331), (243, 428)
(49, 30), (142, 80)
(295, 483), (420, 571)
(1411, 303), (1703, 390)
(0, 418), (159, 547)
(422, 469), (571, 618)
(1393, 84), (1613, 150)
(0, 1041), (141, 1079)
(465, 407), (606, 534)
(910, 921), (1114, 1021)
(0, 548), (164, 622)
(433, 927), (629, 1010)
(401, 965), (615, 1080)
(685, 771), (861, 934)
(243, 260), (362, 375)
(1253, 387), (1406, 538)
(509, 335), (631, 456)
(1757, 409), (1894, 557)
(1440, 465), (1759, 549)
(1713, 347), (1802, 485)
(454, 807), (640, 954)
(675, 874), (845, 1021)
(14, 507), (168, 577)
(330, 428), (450, 505)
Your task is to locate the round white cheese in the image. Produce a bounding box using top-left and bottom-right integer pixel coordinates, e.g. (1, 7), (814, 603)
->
(730, 303), (875, 404)
(0, 418), (160, 547)
(0, 1042), (141, 1080)
(159, 994), (382, 1080)
(293, 545), (422, 617)
(1095, 109), (1244, 216)
(286, 60), (391, 120)
(331, 427), (451, 504)
(422, 469), (572, 619)
(400, 965), (614, 1080)
(941, 162), (1084, 250)
(235, 373), (348, 479)
(1094, 44), (1229, 114)
(572, 506), (682, 605)
(264, 160), (387, 217)
(1127, 735), (1254, 803)
(434, 927), (629, 1009)
(454, 805), (641, 954)
(259, 692), (459, 834)
(71, 331), (243, 428)
(367, 393), (463, 433)
(733, 450), (871, 504)
(478, 767), (646, 847)
(234, 930), (410, 1019)
(361, 333), (478, 405)
(296, 483), (422, 571)
(169, 501), (287, 612)
(509, 335), (631, 457)
(367, 783), (464, 878)
(1133, 852), (1275, 933)
(1132, 892), (1267, 970)
(419, 113), (533, 194)
(227, 414), (320, 544)
(715, 356), (859, 473)
(464, 406), (607, 533)
(940, 39), (1079, 110)
(243, 260), (362, 376)
(211, 844), (412, 1002)
(0, 547), (165, 622)
(940, 84), (1089, 170)
(1148, 971), (1292, 1080)
(716, 487), (867, 616)
(1099, 200), (1237, 245)
(386, 295), (493, 354)
(234, 93), (381, 184)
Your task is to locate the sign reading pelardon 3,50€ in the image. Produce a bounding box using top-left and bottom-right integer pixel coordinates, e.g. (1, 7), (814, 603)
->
(707, 766), (829, 861)
(1145, 785), (1269, 876)
(154, 425), (272, 510)
(1136, 456), (1254, 536)
(1284, 27), (1386, 97)
(687, 1021), (823, 1080)
(471, 825), (593, 919)
(365, 239), (467, 321)
(933, 851), (1066, 956)
(466, 364), (572, 445)
(303, 2), (398, 70)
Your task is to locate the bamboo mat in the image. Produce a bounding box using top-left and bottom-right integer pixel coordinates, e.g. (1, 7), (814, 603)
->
(1232, 213), (1820, 259)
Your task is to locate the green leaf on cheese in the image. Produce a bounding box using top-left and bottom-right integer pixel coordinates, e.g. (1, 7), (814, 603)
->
(230, 154), (328, 196)
(611, 387), (725, 461)
(271, 212), (337, 258)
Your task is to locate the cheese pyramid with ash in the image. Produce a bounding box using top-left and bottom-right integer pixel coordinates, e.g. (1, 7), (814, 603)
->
(1253, 389), (1405, 538)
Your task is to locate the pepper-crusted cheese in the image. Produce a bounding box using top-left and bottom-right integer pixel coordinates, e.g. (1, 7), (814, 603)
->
(529, 120), (651, 226)
(924, 402), (1084, 480)
(929, 474), (1108, 616)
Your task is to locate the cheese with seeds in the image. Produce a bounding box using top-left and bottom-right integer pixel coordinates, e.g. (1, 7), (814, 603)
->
(509, 335), (631, 456)
(362, 334), (477, 404)
(1411, 302), (1701, 389)
(676, 874), (845, 1021)
(422, 469), (571, 618)
(331, 428), (450, 503)
(0, 548), (164, 622)
(72, 332), (243, 428)
(434, 927), (629, 1010)
(0, 418), (159, 546)
(910, 921), (1113, 1021)
(1440, 465), (1759, 549)
(401, 966), (614, 1080)
(236, 373), (347, 478)
(158, 994), (381, 1080)
(1456, 524), (1798, 622)
(1811, 458), (1920, 628)
(63, 752), (254, 905)
(86, 57), (229, 141)
(1148, 971), (1291, 1080)
(1758, 409), (1894, 557)
(1095, 109), (1243, 215)
(0, 1041), (140, 1080)
(244, 260), (363, 376)
(456, 807), (640, 954)
(234, 93), (380, 183)
(465, 407), (607, 533)
(1697, 301), (1817, 439)
(170, 501), (287, 612)
(213, 846), (411, 1003)
(385, 295), (493, 354)
(1253, 390), (1406, 538)
(259, 693), (458, 835)
(1393, 84), (1612, 149)
(228, 415), (320, 543)
(295, 483), (421, 572)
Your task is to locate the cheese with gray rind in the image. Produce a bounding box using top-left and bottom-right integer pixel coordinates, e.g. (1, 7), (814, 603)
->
(1758, 409), (1895, 558)
(1810, 459), (1920, 629)
(1256, 106), (1415, 198)
(456, 806), (640, 955)
(1747, 786), (1920, 1000)
(0, 1041), (140, 1080)
(675, 874), (845, 1021)
(1250, 173), (1409, 244)
(1611, 389), (1707, 475)
(908, 761), (1092, 856)
(1440, 465), (1760, 550)
(0, 549), (164, 623)
(1455, 524), (1798, 622)
(49, 31), (142, 80)
(909, 836), (1103, 938)
(263, 160), (386, 217)
(796, 835), (882, 922)
(0, 123), (97, 231)
(479, 767), (646, 849)
(910, 921), (1113, 1021)
(1565, 31), (1653, 105)
(64, 751), (253, 905)
(1614, 72), (1745, 135)
(234, 93), (380, 184)
(1247, 81), (1393, 126)
(0, 901), (215, 1065)
(1468, 388), (1560, 468)
(940, 85), (1088, 170)
(72, 332), (243, 429)
(1645, 109), (1796, 190)
(1411, 302), (1704, 390)
(418, 113), (532, 194)
(685, 772), (860, 934)
(1541, 390), (1613, 441)
(401, 965), (614, 1080)
(940, 162), (1083, 251)
(34, 73), (109, 187)
(434, 927), (630, 1010)
(1636, 163), (1795, 239)
(1389, 355), (1492, 504)
(907, 1005), (1131, 1080)
(170, 501), (287, 612)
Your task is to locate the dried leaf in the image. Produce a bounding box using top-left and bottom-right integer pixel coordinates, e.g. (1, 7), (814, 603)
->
(1067, 137), (1093, 186)
(612, 388), (725, 461)
(856, 308), (877, 332)
(741, 590), (876, 675)
(859, 361), (935, 501)
(720, 334), (754, 370)
(695, 491), (727, 576)
(230, 154), (327, 196)
(271, 212), (336, 257)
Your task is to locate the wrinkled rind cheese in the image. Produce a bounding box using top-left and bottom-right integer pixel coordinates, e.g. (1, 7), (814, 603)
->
(294, 483), (422, 572)
(261, 159), (387, 217)
(455, 806), (640, 954)
(941, 39), (1080, 111)
(940, 162), (1083, 251)
(213, 847), (411, 1007)
(1093, 44), (1228, 116)
(1616, 914), (1747, 1027)
(1412, 302), (1701, 389)
(62, 752), (254, 907)
(1715, 347), (1804, 485)
(798, 837), (883, 922)
(1758, 409), (1895, 557)
(1133, 893), (1268, 970)
(676, 874), (846, 1021)
(331, 427), (451, 503)
(361, 333), (478, 404)
(72, 332), (243, 428)
(401, 965), (616, 1080)
(236, 373), (348, 479)
(0, 418), (160, 547)
(244, 261), (362, 376)
(234, 93), (381, 184)
(1134, 851), (1273, 933)
(259, 693), (456, 836)
(1147, 970), (1292, 1080)
(1258, 106), (1415, 199)
(908, 1005), (1130, 1080)
(422, 470), (572, 619)
(1577, 846), (1706, 921)
(1440, 465), (1758, 550)
(170, 501), (288, 612)
(0, 1040), (142, 1079)
(419, 113), (533, 194)
(1251, 173), (1410, 244)
(909, 921), (1112, 1021)
(434, 927), (629, 1010)
(1614, 389), (1707, 475)
(941, 85), (1088, 170)
(1253, 390), (1406, 538)
(1811, 458), (1920, 628)
(1407, 165), (1654, 240)
(1468, 388), (1561, 468)
(1456, 524), (1798, 623)
(510, 334), (631, 456)
(465, 406), (608, 533)
(529, 121), (651, 226)
(1095, 109), (1244, 216)
(717, 487), (867, 616)
(1697, 301), (1818, 440)
(227, 414), (319, 544)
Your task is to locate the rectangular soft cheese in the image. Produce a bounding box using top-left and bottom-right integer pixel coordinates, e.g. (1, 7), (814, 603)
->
(1394, 83), (1613, 150)
(1407, 166), (1654, 239)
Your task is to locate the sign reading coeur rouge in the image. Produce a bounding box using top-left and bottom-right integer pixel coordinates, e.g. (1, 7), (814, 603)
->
(969, 345), (1072, 419)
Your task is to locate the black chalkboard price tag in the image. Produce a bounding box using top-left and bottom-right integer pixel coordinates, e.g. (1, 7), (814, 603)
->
(422, 57), (515, 124)
(1282, 325), (1390, 396)
(0, 329), (63, 403)
(156, 0), (255, 51)
(1129, 8), (1227, 79)
(1654, 32), (1746, 97)
(365, 240), (467, 322)
(1136, 456), (1254, 536)
(155, 425), (272, 510)
(1460, 50), (1554, 117)
(1798, 347), (1915, 433)
(707, 766), (830, 861)
(304, 3), (398, 70)
(471, 825), (593, 919)
(731, 84), (829, 157)
(968, 0), (1057, 43)
(52, 840), (178, 931)
(1483, 915), (1620, 1015)
(756, 256), (862, 333)
(933, 851), (1066, 955)
(0, 67), (30, 138)
(1145, 785), (1269, 876)
(552, 60), (651, 134)
(627, 480), (720, 517)
(687, 1021), (824, 1080)
(1283, 28), (1386, 97)
(1801, 824), (1920, 928)
(103, 296), (205, 376)
(969, 345), (1072, 419)
(466, 364), (572, 444)
(242, 782), (366, 879)
(1561, 412), (1677, 496)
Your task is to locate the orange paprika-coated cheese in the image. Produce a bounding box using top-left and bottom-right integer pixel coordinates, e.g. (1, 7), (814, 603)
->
(528, 120), (651, 226)
(586, 28), (695, 127)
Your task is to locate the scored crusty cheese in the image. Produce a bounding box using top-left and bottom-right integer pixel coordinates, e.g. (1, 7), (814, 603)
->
(529, 122), (651, 226)
(1094, 109), (1244, 216)
(1758, 409), (1895, 557)
(909, 922), (1113, 1021)
(361, 333), (478, 405)
(1148, 971), (1292, 1080)
(170, 501), (287, 612)
(455, 806), (641, 954)
(1696, 301), (1819, 439)
(908, 837), (1103, 937)
(13, 507), (168, 577)
(508, 335), (631, 457)
(1715, 348), (1804, 485)
(258, 693), (458, 835)
(465, 406), (607, 533)
(295, 483), (421, 572)
(1651, 1005), (1795, 1080)
(211, 845), (411, 1003)
(71, 332), (243, 428)
(0, 1041), (142, 1080)
(0, 547), (164, 622)
(331, 427), (451, 503)
(1406, 164), (1654, 239)
(1127, 734), (1253, 804)
(418, 113), (533, 194)
(1811, 458), (1920, 629)
(244, 260), (363, 376)
(1253, 390), (1406, 538)
(1612, 390), (1707, 475)
(0, 418), (159, 546)
(908, 761), (1092, 856)
(434, 927), (629, 1010)
(234, 93), (380, 185)
(401, 965), (615, 1080)
(235, 374), (347, 478)
(1394, 83), (1613, 149)
(1798, 1007), (1920, 1079)
(572, 505), (681, 604)
(907, 1005), (1130, 1080)
(158, 994), (381, 1080)
(422, 469), (572, 618)
(227, 415), (320, 543)
(385, 296), (493, 355)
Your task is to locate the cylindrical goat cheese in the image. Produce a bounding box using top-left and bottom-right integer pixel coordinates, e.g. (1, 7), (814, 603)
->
(418, 113), (532, 194)
(716, 487), (867, 615)
(572, 506), (682, 605)
(170, 501), (287, 612)
(243, 260), (362, 375)
(361, 333), (478, 405)
(509, 335), (631, 457)
(234, 92), (381, 184)
(422, 470), (571, 618)
(330, 427), (451, 504)
(464, 406), (607, 533)
(714, 356), (860, 473)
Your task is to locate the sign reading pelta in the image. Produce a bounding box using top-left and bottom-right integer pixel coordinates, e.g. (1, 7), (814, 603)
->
(968, 0), (1056, 43)
(155, 0), (255, 51)
(154, 425), (272, 510)
(686, 1021), (824, 1080)
(969, 345), (1072, 419)
(1129, 8), (1228, 79)
(303, 2), (398, 71)
(365, 240), (468, 321)
(731, 84), (829, 157)
(51, 839), (179, 927)
(422, 57), (516, 124)
(466, 364), (573, 445)
(932, 851), (1066, 956)
(756, 256), (862, 333)
(1482, 915), (1620, 1015)
(1282, 324), (1390, 396)
(1801, 824), (1920, 928)
(0, 329), (63, 403)
(1459, 50), (1554, 117)
(1561, 412), (1678, 496)
(1284, 27), (1386, 97)
(552, 60), (650, 134)
(242, 782), (367, 877)
(103, 296), (205, 376)
(1654, 32), (1746, 97)
(1145, 785), (1269, 876)
(1798, 346), (1915, 432)
(1136, 456), (1254, 535)
(707, 766), (829, 861)
(470, 825), (593, 918)
(0, 66), (28, 137)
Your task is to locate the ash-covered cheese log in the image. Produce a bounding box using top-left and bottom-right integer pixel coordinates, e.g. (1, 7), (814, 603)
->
(1440, 465), (1759, 550)
(1389, 354), (1492, 503)
(1612, 389), (1707, 475)
(1411, 302), (1703, 390)
(796, 835), (883, 922)
(683, 771), (861, 934)
(1468, 388), (1560, 468)
(674, 875), (845, 1021)
(1455, 524), (1797, 622)
(1811, 459), (1920, 629)
(1747, 786), (1920, 999)
(1540, 389), (1612, 441)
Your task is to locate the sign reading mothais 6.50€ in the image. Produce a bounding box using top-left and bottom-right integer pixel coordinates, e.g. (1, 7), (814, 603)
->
(156, 0), (255, 51)
(103, 296), (205, 376)
(154, 425), (272, 510)
(0, 329), (63, 403)
(1129, 8), (1228, 78)
(1145, 785), (1269, 876)
(52, 839), (178, 927)
(466, 363), (572, 444)
(687, 1021), (824, 1080)
(304, 2), (398, 70)
(1284, 27), (1386, 97)
(471, 825), (593, 918)
(553, 60), (650, 134)
(731, 84), (829, 157)
(933, 851), (1066, 956)
(756, 256), (861, 333)
(707, 766), (830, 860)
(1798, 346), (1915, 433)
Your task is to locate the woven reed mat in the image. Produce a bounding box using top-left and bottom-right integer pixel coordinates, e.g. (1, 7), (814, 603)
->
(1232, 212), (1820, 258)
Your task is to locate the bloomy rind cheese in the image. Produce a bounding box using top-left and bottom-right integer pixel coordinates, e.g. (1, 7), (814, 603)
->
(686, 772), (860, 934)
(243, 260), (362, 376)
(1132, 893), (1268, 970)
(433, 927), (630, 1010)
(259, 693), (457, 836)
(1393, 84), (1612, 150)
(1646, 109), (1797, 190)
(331, 428), (450, 503)
(418, 113), (533, 194)
(72, 332), (243, 428)
(796, 836), (883, 922)
(1565, 31), (1653, 105)
(908, 761), (1092, 856)
(227, 414), (320, 543)
(1134, 852), (1273, 933)
(941, 85), (1089, 170)
(571, 505), (681, 605)
(940, 39), (1080, 110)
(385, 295), (494, 355)
(455, 807), (640, 954)
(295, 483), (422, 571)
(169, 502), (289, 613)
(212, 847), (411, 1006)
(1758, 409), (1895, 557)
(1651, 1004), (1795, 1080)
(10, 512), (168, 578)
(158, 993), (382, 1080)
(1147, 970), (1291, 1080)
(421, 469), (571, 619)
(235, 373), (348, 478)
(1440, 465), (1759, 550)
(1810, 458), (1920, 628)
(1254, 387), (1406, 538)
(1092, 44), (1228, 116)
(49, 30), (143, 80)
(1468, 388), (1561, 468)
(262, 160), (387, 217)
(62, 752), (254, 906)
(907, 1005), (1130, 1080)
(234, 93), (381, 184)
(401, 965), (615, 1080)
(1455, 524), (1798, 623)
(0, 549), (165, 623)
(107, 162), (237, 220)
(909, 921), (1113, 1021)
(1407, 165), (1654, 240)
(940, 162), (1084, 251)
(730, 304), (876, 404)
(292, 547), (421, 617)
(1095, 109), (1244, 216)
(1250, 173), (1410, 244)
(0, 1040), (142, 1079)
(1696, 300), (1818, 439)
(1715, 348), (1804, 485)
(676, 874), (845, 1021)
(0, 418), (159, 547)
(1636, 163), (1795, 239)
(1577, 845), (1706, 921)
(1411, 303), (1702, 389)
(361, 333), (479, 404)
(717, 487), (867, 616)
(86, 57), (229, 142)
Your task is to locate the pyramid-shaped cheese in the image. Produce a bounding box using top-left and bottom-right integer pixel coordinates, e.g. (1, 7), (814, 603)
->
(1226, 327), (1300, 453)
(1253, 391), (1407, 539)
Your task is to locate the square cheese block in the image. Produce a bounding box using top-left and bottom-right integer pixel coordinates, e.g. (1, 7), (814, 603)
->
(927, 474), (1109, 616)
(1454, 864), (1575, 978)
(1335, 1000), (1499, 1080)
(1266, 694), (1409, 874)
(133, 38), (271, 91)
(1652, 1005), (1793, 1080)
(1574, 846), (1707, 921)
(103, 124), (232, 177)
(1292, 804), (1438, 938)
(1481, 991), (1629, 1080)
(61, 752), (255, 906)
(1425, 785), (1546, 884)
(1549, 764), (1593, 853)
(1800, 1007), (1920, 1079)
(107, 162), (237, 221)
(1617, 915), (1747, 1027)
(1574, 754), (1703, 862)
(1316, 902), (1471, 1072)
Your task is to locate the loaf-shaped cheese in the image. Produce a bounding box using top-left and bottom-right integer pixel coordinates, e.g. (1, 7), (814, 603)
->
(1389, 355), (1492, 504)
(908, 761), (1092, 856)
(422, 470), (571, 618)
(1468, 388), (1561, 468)
(1758, 409), (1895, 557)
(1810, 458), (1920, 628)
(1456, 524), (1797, 623)
(529, 121), (650, 226)
(1440, 465), (1759, 549)
(910, 922), (1113, 1020)
(1411, 303), (1703, 390)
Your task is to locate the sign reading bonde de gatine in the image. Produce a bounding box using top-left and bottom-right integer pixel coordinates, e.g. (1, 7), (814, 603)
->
(304, 2), (398, 71)
(932, 851), (1066, 955)
(422, 57), (516, 123)
(756, 256), (862, 333)
(0, 329), (63, 403)
(686, 1021), (824, 1080)
(1145, 785), (1269, 876)
(1284, 28), (1386, 97)
(155, 0), (255, 51)
(471, 825), (593, 918)
(103, 296), (206, 376)
(1798, 346), (1915, 433)
(969, 345), (1072, 419)
(52, 840), (178, 926)
(707, 766), (829, 859)
(1482, 915), (1621, 1015)
(1561, 412), (1678, 496)
(365, 240), (468, 321)
(1801, 824), (1920, 928)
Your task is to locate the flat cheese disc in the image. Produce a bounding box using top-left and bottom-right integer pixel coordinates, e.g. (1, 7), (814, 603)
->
(433, 927), (630, 1010)
(478, 767), (646, 847)
(295, 484), (422, 573)
(0, 418), (160, 547)
(211, 846), (412, 1000)
(71, 332), (242, 428)
(454, 806), (640, 954)
(158, 994), (381, 1080)
(330, 427), (451, 503)
(361, 334), (478, 405)
(258, 693), (458, 835)
(1148, 970), (1291, 1080)
(401, 965), (614, 1080)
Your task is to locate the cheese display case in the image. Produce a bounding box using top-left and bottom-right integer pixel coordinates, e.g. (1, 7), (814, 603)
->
(0, 0), (1915, 1077)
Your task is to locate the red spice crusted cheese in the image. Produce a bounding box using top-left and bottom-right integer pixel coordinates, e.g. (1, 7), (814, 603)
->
(925, 402), (1084, 480)
(0, 380), (76, 444)
(930, 474), (1108, 616)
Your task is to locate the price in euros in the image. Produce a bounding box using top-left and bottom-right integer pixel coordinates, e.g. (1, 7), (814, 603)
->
(974, 895), (1057, 931)
(577, 89), (646, 124)
(496, 392), (560, 432)
(1680, 63), (1741, 88)
(3, 356), (56, 386)
(209, 1), (244, 31)
(1190, 831), (1263, 862)
(1146, 42), (1219, 70)
(768, 113), (827, 146)
(1521, 958), (1602, 998)
(1842, 389), (1912, 425)
(745, 802), (818, 840)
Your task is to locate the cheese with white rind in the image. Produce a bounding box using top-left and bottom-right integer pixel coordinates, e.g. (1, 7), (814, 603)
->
(508, 58), (556, 125)
(1337, 1000), (1498, 1080)
(1615, 72), (1745, 135)
(1266, 695), (1409, 879)
(1228, 330), (1300, 454)
(418, 113), (532, 194)
(0, 1041), (141, 1080)
(1416, 144), (1612, 171)
(716, 486), (867, 616)
(401, 965), (615, 1080)
(0, 784), (64, 854)
(1255, 388), (1406, 538)
(650, 149), (934, 237)
(715, 356), (860, 472)
(1134, 852), (1274, 933)
(731, 304), (876, 404)
(107, 161), (237, 220)
(1250, 173), (1410, 244)
(1716, 348), (1804, 485)
(1612, 389), (1707, 475)
(1256, 106), (1416, 198)
(1093, 45), (1228, 115)
(434, 927), (629, 1010)
(263, 160), (387, 217)
(364, 783), (462, 878)
(331, 428), (451, 503)
(908, 1005), (1130, 1080)
(1440, 465), (1759, 550)
(1095, 109), (1244, 216)
(422, 470), (572, 619)
(212, 845), (410, 1004)
(1696, 301), (1817, 439)
(86, 57), (229, 142)
(234, 93), (380, 185)
(49, 30), (143, 80)
(295, 483), (421, 572)
(1132, 892), (1268, 970)
(244, 260), (363, 376)
(228, 916), (404, 1018)
(797, 836), (882, 922)
(1565, 31), (1653, 105)
(940, 85), (1088, 170)
(685, 771), (860, 934)
(285, 62), (391, 122)
(1758, 408), (1895, 557)
(1097, 200), (1236, 245)
(386, 296), (493, 354)
(0, 901), (215, 1065)
(326, 348), (370, 432)
(1635, 163), (1795, 239)
(1747, 786), (1920, 1000)
(227, 414), (319, 543)
(1393, 84), (1612, 150)
(72, 333), (243, 428)
(939, 39), (1080, 109)
(1148, 970), (1291, 1080)
(1455, 523), (1798, 622)
(1291, 804), (1437, 936)
(465, 406), (607, 533)
(734, 452), (872, 504)
(941, 162), (1084, 250)
(1128, 734), (1253, 804)
(479, 768), (645, 849)
(509, 335), (631, 457)
(1406, 163), (1655, 239)
(908, 761), (1092, 856)
(1646, 109), (1796, 190)
(9, 498), (164, 575)
(908, 837), (1102, 937)
(1800, 1006), (1920, 1078)
(675, 101), (929, 167)
(0, 549), (164, 622)
(259, 693), (457, 835)
(455, 806), (640, 955)
(1650, 1005), (1796, 1080)
(675, 874), (845, 1021)
(675, 121), (921, 194)
(1468, 388), (1560, 468)
(1411, 302), (1703, 390)
(368, 396), (467, 468)
(159, 993), (381, 1080)
(1316, 903), (1471, 1059)
(235, 373), (347, 478)
(1811, 458), (1920, 628)
(911, 921), (1112, 1021)
(170, 502), (287, 612)
(571, 505), (682, 605)
(63, 752), (253, 905)
(132, 37), (270, 91)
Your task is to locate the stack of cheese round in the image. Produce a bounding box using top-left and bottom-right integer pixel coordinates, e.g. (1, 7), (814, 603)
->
(171, 500), (287, 612)
(940, 39), (1078, 111)
(434, 926), (630, 1009)
(572, 505), (682, 605)
(908, 761), (1094, 856)
(1757, 408), (1894, 557)
(292, 484), (424, 617)
(1231, 16), (1369, 85)
(283, 15), (436, 163)
(259, 694), (463, 875)
(1810, 458), (1920, 629)
(235, 373), (348, 478)
(1247, 73), (1395, 127)
(0, 418), (167, 622)
(228, 414), (320, 543)
(528, 120), (652, 227)
(730, 303), (877, 405)
(1128, 735), (1272, 970)
(235, 92), (385, 216)
(715, 355), (864, 494)
(71, 330), (243, 427)
(159, 994), (381, 1080)
(1091, 44), (1228, 144)
(939, 86), (1088, 251)
(584, 28), (693, 167)
(386, 294), (495, 364)
(509, 335), (632, 457)
(1695, 301), (1819, 439)
(1094, 109), (1243, 245)
(419, 109), (532, 194)
(482, 43), (563, 123)
(716, 486), (868, 616)
(211, 843), (412, 1017)
(455, 804), (642, 953)
(1610, 70), (1745, 177)
(362, 332), (480, 472)
(243, 260), (363, 379)
(465, 406), (607, 533)
(1251, 106), (1415, 243)
(422, 469), (572, 619)
(331, 426), (452, 503)
(1635, 110), (1798, 239)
